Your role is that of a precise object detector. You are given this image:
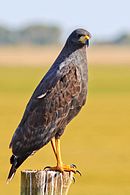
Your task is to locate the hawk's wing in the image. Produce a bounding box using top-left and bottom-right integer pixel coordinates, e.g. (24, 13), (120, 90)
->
(9, 62), (81, 156)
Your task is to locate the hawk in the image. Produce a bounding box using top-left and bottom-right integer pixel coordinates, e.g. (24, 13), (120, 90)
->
(7, 28), (91, 181)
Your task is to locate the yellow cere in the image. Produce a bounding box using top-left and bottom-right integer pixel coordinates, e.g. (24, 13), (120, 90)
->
(80, 35), (90, 43)
(85, 35), (90, 40)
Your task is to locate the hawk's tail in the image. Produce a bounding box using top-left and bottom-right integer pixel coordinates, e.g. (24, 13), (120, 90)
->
(7, 155), (17, 183)
(7, 154), (30, 183)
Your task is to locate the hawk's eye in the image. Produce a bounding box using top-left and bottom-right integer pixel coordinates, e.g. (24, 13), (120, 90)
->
(77, 34), (82, 39)
(77, 34), (84, 39)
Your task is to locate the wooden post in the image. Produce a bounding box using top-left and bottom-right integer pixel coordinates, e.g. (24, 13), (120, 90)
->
(21, 170), (74, 195)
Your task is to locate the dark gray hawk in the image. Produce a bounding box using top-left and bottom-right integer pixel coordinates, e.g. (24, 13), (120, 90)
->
(7, 28), (91, 181)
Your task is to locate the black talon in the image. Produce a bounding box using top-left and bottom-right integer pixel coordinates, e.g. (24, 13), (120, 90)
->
(76, 170), (82, 176)
(70, 164), (77, 168)
(72, 176), (76, 184)
(44, 166), (51, 170)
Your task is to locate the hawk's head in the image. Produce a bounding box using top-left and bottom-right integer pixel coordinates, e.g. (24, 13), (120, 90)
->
(68, 28), (91, 47)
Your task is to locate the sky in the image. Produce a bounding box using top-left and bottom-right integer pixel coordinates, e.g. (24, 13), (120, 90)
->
(0, 0), (130, 40)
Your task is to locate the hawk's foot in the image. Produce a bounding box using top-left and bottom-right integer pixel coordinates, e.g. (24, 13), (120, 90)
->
(44, 164), (81, 175)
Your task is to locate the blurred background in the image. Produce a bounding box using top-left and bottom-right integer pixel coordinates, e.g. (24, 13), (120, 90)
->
(0, 0), (130, 194)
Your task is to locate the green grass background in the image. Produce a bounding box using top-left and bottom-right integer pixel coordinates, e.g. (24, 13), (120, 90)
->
(0, 64), (130, 195)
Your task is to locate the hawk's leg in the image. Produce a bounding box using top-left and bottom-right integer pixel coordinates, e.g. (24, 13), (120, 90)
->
(51, 138), (57, 160)
(47, 138), (77, 173)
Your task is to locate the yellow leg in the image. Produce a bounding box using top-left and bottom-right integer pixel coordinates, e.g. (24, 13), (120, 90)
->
(51, 138), (57, 160)
(55, 138), (63, 170)
(47, 138), (78, 173)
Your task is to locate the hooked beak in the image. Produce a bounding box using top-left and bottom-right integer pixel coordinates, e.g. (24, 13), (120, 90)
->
(86, 38), (89, 47)
(79, 35), (90, 47)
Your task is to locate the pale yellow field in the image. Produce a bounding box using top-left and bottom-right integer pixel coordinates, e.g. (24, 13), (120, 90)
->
(0, 46), (130, 195)
(0, 45), (130, 66)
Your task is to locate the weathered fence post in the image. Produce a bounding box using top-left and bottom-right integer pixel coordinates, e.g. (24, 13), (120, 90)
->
(21, 170), (74, 195)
